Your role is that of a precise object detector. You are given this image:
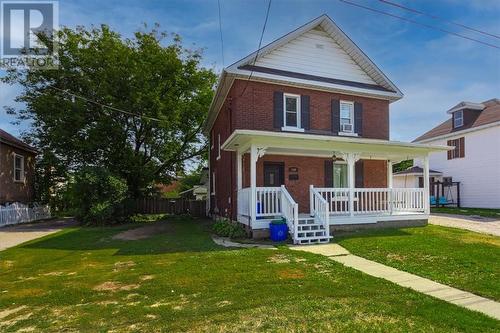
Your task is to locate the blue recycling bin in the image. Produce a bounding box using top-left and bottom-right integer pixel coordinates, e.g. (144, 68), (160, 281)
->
(270, 219), (288, 242)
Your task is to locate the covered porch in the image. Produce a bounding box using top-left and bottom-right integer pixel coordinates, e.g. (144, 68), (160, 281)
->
(223, 130), (450, 244)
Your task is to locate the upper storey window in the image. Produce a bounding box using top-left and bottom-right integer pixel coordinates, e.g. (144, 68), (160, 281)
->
(340, 101), (354, 133)
(283, 94), (301, 130)
(14, 154), (24, 182)
(453, 110), (464, 128)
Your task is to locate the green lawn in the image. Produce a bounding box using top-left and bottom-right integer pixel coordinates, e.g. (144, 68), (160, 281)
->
(431, 207), (500, 218)
(337, 225), (500, 302)
(1, 218), (499, 332)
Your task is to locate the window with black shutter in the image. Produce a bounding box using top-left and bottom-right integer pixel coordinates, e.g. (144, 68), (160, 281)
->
(447, 137), (465, 159)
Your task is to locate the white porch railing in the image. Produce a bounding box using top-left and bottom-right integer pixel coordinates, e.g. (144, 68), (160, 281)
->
(314, 188), (351, 214)
(237, 188), (251, 217)
(280, 185), (299, 241)
(256, 187), (282, 217)
(391, 188), (426, 212)
(313, 187), (426, 216)
(237, 186), (298, 239)
(310, 186), (330, 236)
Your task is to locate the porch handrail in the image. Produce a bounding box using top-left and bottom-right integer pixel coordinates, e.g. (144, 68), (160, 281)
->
(280, 185), (298, 241)
(237, 187), (252, 217)
(255, 187), (282, 217)
(310, 186), (330, 238)
(315, 187), (426, 215)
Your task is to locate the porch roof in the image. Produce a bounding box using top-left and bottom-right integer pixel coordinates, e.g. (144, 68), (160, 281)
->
(222, 130), (451, 160)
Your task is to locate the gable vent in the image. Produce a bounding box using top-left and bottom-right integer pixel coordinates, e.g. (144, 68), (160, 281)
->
(315, 43), (324, 49)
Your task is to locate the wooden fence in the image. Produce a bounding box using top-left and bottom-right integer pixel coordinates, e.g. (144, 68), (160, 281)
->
(132, 198), (207, 217)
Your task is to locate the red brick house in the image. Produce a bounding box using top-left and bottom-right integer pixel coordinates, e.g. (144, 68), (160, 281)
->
(204, 15), (449, 244)
(0, 129), (37, 204)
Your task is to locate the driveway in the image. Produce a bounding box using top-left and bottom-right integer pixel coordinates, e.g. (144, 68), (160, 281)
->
(429, 214), (500, 236)
(0, 218), (77, 251)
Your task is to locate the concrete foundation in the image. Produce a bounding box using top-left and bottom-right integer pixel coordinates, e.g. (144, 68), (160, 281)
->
(330, 219), (428, 233)
(250, 219), (428, 239)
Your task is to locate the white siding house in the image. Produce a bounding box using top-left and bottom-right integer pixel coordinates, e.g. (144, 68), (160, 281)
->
(412, 99), (500, 209)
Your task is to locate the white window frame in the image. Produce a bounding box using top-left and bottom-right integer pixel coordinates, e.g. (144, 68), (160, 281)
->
(282, 93), (303, 132)
(339, 100), (354, 133)
(454, 110), (464, 128)
(216, 134), (221, 160)
(13, 154), (24, 182)
(211, 172), (216, 195)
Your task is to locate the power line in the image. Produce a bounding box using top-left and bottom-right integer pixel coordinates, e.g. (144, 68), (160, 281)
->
(339, 0), (500, 50)
(240, 0), (272, 97)
(378, 0), (500, 40)
(217, 0), (225, 67)
(49, 86), (163, 122)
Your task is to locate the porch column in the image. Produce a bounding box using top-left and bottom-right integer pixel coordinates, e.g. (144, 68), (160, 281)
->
(249, 145), (257, 226)
(423, 155), (430, 214)
(346, 153), (356, 217)
(387, 160), (393, 214)
(387, 160), (393, 189)
(236, 151), (242, 190)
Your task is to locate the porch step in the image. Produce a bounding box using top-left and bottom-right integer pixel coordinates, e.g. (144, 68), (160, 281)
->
(298, 218), (315, 225)
(294, 217), (331, 245)
(296, 236), (331, 245)
(297, 224), (325, 232)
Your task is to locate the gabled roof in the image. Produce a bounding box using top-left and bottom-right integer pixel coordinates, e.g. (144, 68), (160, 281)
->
(393, 166), (442, 176)
(446, 101), (485, 114)
(226, 14), (402, 95)
(0, 129), (37, 154)
(204, 14), (403, 134)
(414, 98), (500, 143)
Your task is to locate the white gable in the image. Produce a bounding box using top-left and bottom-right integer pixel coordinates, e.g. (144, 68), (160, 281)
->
(254, 27), (377, 85)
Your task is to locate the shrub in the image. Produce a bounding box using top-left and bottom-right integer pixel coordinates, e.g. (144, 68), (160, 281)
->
(212, 218), (246, 239)
(69, 167), (129, 225)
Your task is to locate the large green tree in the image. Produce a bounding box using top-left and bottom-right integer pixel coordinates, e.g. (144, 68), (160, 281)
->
(2, 25), (216, 197)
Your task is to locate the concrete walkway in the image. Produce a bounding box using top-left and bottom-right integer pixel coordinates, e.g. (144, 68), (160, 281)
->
(429, 214), (500, 236)
(0, 218), (76, 251)
(291, 243), (500, 320)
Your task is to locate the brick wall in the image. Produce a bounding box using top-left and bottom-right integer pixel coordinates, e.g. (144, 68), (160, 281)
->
(231, 79), (390, 139)
(209, 79), (391, 219)
(241, 155), (387, 213)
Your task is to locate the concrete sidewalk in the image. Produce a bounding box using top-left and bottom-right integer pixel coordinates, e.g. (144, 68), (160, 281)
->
(291, 243), (500, 320)
(0, 218), (76, 251)
(429, 214), (500, 236)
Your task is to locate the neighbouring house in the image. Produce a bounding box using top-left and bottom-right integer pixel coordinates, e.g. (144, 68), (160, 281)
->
(0, 129), (37, 204)
(393, 166), (443, 190)
(179, 186), (208, 201)
(204, 15), (449, 244)
(179, 167), (209, 201)
(413, 99), (500, 209)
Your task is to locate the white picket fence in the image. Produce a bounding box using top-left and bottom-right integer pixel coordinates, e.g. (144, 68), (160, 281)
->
(0, 202), (51, 227)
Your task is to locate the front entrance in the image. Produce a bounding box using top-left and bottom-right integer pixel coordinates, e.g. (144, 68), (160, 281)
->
(263, 162), (285, 187)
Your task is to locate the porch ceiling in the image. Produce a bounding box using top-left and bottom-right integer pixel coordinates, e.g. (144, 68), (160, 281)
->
(222, 130), (451, 160)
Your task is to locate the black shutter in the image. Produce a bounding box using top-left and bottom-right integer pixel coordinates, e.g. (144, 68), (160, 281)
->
(459, 137), (465, 158)
(447, 140), (453, 160)
(273, 91), (284, 129)
(355, 160), (364, 188)
(331, 99), (340, 134)
(301, 95), (310, 130)
(324, 160), (333, 187)
(354, 102), (363, 136)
